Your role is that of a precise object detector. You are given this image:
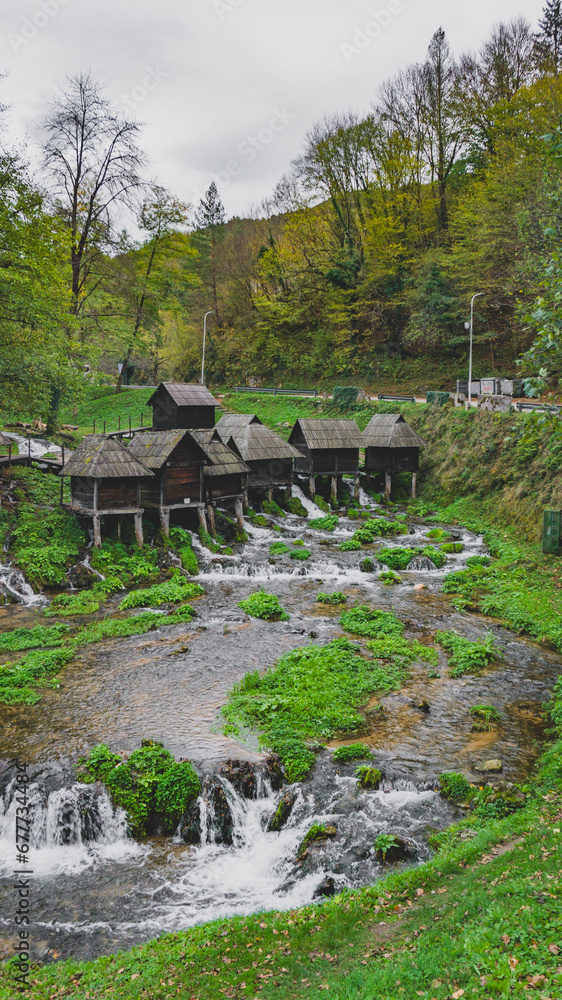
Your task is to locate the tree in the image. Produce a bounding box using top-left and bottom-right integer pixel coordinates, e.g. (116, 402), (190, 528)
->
(534, 0), (562, 74)
(114, 185), (189, 391)
(193, 182), (226, 322)
(41, 72), (146, 331)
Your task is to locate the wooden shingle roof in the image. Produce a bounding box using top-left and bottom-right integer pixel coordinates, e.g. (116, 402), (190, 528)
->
(362, 414), (427, 449)
(147, 382), (220, 408)
(61, 435), (153, 479)
(126, 430), (207, 469)
(289, 418), (362, 450)
(190, 429), (250, 478)
(216, 414), (301, 462)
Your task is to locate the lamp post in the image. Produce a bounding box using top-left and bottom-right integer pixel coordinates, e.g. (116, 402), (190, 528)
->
(201, 311), (214, 385)
(466, 293), (484, 410)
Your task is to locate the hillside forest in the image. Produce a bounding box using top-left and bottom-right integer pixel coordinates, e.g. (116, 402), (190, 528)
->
(4, 4), (562, 422)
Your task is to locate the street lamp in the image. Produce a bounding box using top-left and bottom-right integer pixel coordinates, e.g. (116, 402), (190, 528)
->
(466, 293), (484, 411)
(201, 311), (214, 385)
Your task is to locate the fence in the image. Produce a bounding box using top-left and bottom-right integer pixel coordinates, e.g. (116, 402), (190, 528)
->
(233, 386), (319, 397)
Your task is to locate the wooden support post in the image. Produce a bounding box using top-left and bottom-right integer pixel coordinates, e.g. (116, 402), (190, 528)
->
(159, 507), (170, 538)
(243, 483), (249, 513)
(129, 416), (132, 434)
(134, 512), (144, 549)
(411, 472), (417, 500)
(117, 517), (122, 540)
(330, 475), (338, 505)
(385, 471), (392, 502)
(103, 420), (106, 436)
(286, 481), (292, 501)
(267, 487), (273, 503)
(198, 505), (208, 533)
(118, 416), (121, 431)
(60, 474), (64, 504)
(309, 475), (316, 498)
(140, 411), (144, 428)
(235, 497), (244, 531)
(93, 514), (102, 549)
(354, 473), (360, 501)
(8, 444), (11, 469)
(206, 504), (217, 537)
(93, 419), (96, 434)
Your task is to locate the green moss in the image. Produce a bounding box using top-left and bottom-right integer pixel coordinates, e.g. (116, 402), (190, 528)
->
(315, 496), (331, 513)
(119, 572), (204, 610)
(297, 822), (334, 858)
(198, 527), (222, 553)
(440, 542), (464, 554)
(76, 740), (200, 837)
(360, 558), (374, 572)
(316, 592), (347, 605)
(237, 591), (290, 621)
(270, 542), (291, 556)
(91, 541), (160, 585)
(377, 545), (447, 570)
(284, 496), (308, 517)
(169, 526), (199, 575)
(332, 743), (373, 763)
(262, 499), (286, 518)
(289, 548), (311, 561)
(250, 514), (268, 528)
(426, 528), (453, 541)
(379, 570), (402, 586)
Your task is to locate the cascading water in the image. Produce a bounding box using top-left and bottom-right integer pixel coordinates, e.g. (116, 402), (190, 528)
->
(0, 562), (44, 605)
(2, 433), (61, 461)
(0, 777), (139, 877)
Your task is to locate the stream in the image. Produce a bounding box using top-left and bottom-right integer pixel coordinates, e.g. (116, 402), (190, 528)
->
(0, 488), (559, 963)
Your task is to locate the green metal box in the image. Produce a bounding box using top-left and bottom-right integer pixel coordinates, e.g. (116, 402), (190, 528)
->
(543, 510), (562, 555)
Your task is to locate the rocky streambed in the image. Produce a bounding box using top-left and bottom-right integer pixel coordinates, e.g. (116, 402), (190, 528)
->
(0, 493), (559, 963)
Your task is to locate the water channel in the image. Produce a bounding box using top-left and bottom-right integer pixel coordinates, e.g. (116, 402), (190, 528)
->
(0, 490), (559, 963)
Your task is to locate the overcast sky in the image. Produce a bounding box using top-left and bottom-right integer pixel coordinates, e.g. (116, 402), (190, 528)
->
(0, 0), (547, 222)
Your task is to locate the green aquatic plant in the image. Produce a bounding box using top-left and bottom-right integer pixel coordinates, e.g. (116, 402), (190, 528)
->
(340, 606), (404, 639)
(297, 822), (334, 858)
(379, 570), (402, 586)
(284, 496), (308, 517)
(426, 528), (453, 542)
(237, 591), (290, 622)
(0, 647), (75, 705)
(438, 772), (474, 803)
(375, 833), (399, 859)
(332, 743), (373, 763)
(316, 592), (347, 605)
(339, 539), (362, 551)
(440, 542), (464, 554)
(76, 740), (200, 837)
(45, 592), (101, 617)
(0, 623), (70, 652)
(289, 548), (311, 561)
(263, 499), (286, 518)
(169, 526), (199, 575)
(377, 546), (447, 571)
(119, 573), (204, 610)
(309, 515), (339, 532)
(222, 638), (407, 782)
(469, 704), (502, 731)
(437, 631), (500, 677)
(73, 606), (196, 645)
(355, 765), (382, 789)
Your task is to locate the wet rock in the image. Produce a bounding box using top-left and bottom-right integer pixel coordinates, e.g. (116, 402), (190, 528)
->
(66, 561), (97, 590)
(375, 836), (415, 863)
(314, 876), (337, 898)
(412, 699), (430, 714)
(356, 767), (382, 790)
(479, 759), (503, 773)
(180, 799), (201, 844)
(309, 630), (318, 639)
(267, 790), (296, 832)
(217, 756), (284, 799)
(204, 777), (234, 845)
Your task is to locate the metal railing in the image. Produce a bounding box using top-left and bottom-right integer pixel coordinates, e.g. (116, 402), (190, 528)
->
(233, 386), (319, 397)
(378, 393), (417, 403)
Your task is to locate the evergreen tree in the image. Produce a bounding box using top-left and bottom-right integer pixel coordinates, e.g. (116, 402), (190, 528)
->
(534, 0), (562, 73)
(193, 182), (226, 323)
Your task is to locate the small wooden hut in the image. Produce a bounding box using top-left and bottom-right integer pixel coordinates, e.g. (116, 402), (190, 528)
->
(126, 430), (209, 536)
(147, 383), (219, 431)
(361, 414), (427, 499)
(288, 418), (362, 500)
(61, 435), (153, 547)
(190, 429), (250, 534)
(215, 413), (301, 501)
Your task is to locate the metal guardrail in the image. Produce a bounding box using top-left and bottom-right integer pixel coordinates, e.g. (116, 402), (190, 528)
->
(233, 386), (319, 397)
(516, 401), (561, 414)
(378, 394), (417, 403)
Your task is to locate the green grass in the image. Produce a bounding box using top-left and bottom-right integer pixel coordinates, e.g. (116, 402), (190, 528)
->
(0, 647), (75, 704)
(237, 591), (290, 622)
(222, 638), (407, 781)
(73, 606), (197, 645)
(470, 704), (502, 731)
(57, 386), (155, 437)
(0, 623), (70, 652)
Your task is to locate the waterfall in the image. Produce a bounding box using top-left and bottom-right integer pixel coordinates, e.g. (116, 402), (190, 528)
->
(0, 779), (139, 876)
(0, 562), (45, 606)
(407, 556), (438, 572)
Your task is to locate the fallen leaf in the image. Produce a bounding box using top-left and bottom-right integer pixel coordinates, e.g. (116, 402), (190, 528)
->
(131, 973), (140, 980)
(527, 974), (547, 987)
(508, 957), (519, 969)
(416, 888), (424, 896)
(548, 943), (560, 955)
(451, 991), (465, 999)
(501, 934), (510, 945)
